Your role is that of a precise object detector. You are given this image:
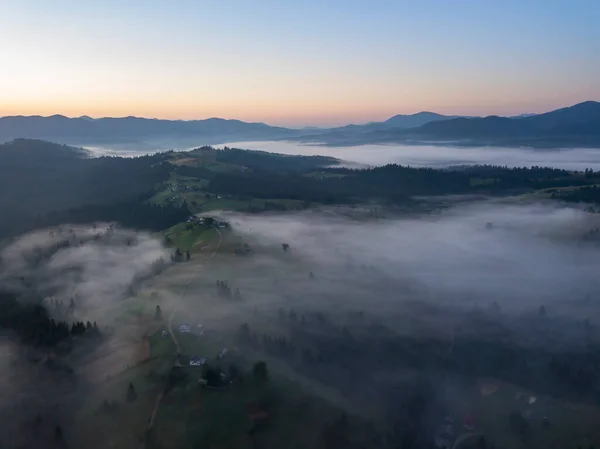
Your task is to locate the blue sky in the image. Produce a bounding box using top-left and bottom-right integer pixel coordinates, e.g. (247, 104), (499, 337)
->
(0, 0), (598, 126)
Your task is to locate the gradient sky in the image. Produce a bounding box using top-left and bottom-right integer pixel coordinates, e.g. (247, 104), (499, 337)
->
(0, 0), (598, 126)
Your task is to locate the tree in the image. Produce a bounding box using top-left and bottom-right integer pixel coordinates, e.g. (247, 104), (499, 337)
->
(476, 435), (487, 449)
(154, 305), (163, 321)
(228, 364), (240, 381)
(186, 250), (191, 261)
(127, 382), (137, 402)
(204, 367), (220, 387)
(253, 361), (269, 383)
(234, 288), (242, 301)
(281, 243), (290, 252)
(54, 424), (64, 441)
(539, 305), (547, 317)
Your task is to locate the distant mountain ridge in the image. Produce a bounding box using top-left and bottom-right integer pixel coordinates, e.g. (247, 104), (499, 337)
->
(0, 114), (302, 147)
(1, 101), (598, 149)
(294, 101), (600, 148)
(405, 101), (600, 141)
(384, 111), (456, 128)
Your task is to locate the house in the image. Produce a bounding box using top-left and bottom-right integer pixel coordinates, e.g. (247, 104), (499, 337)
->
(161, 330), (168, 337)
(189, 356), (206, 366)
(179, 323), (191, 333)
(218, 348), (228, 359)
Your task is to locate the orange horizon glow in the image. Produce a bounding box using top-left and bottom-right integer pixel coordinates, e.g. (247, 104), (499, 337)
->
(1, 94), (597, 127)
(1, 2), (598, 127)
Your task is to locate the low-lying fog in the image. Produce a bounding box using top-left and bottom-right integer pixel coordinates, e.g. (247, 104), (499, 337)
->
(0, 225), (168, 315)
(83, 140), (600, 170)
(220, 201), (600, 319)
(3, 201), (599, 329)
(216, 141), (600, 170)
(2, 200), (599, 445)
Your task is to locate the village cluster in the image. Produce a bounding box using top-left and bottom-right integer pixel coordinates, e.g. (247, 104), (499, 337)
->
(163, 323), (229, 368)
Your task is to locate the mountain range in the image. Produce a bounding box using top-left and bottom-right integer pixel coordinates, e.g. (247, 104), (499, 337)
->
(0, 101), (599, 149)
(293, 101), (600, 148)
(0, 115), (296, 149)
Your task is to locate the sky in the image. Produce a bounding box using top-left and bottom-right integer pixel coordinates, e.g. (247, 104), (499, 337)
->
(0, 0), (598, 127)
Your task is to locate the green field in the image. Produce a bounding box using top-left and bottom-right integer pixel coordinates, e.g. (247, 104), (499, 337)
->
(148, 326), (348, 449)
(163, 223), (217, 251)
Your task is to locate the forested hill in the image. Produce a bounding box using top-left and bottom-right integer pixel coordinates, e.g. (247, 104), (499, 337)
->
(0, 139), (185, 238)
(204, 164), (594, 205)
(0, 140), (339, 239)
(3, 139), (600, 241)
(0, 139), (172, 215)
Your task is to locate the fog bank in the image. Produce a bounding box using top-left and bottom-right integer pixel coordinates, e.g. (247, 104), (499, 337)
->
(222, 202), (600, 316)
(217, 141), (600, 170)
(0, 224), (168, 315)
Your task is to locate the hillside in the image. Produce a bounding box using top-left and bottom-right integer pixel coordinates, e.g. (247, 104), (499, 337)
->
(0, 139), (178, 238)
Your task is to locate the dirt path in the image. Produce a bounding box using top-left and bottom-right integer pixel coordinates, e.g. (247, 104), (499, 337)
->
(146, 228), (222, 434)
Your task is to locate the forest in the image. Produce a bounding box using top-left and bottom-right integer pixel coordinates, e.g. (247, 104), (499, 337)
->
(205, 164), (596, 205)
(4, 139), (600, 241)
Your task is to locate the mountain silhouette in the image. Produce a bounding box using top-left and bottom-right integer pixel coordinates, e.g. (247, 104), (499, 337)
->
(0, 115), (300, 147)
(384, 111), (454, 128)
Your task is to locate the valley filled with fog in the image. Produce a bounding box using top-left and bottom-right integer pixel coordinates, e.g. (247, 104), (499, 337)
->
(85, 140), (600, 171)
(4, 137), (600, 449)
(216, 141), (600, 170)
(2, 0), (599, 447)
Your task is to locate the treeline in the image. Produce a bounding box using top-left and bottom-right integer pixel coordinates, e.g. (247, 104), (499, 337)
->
(0, 194), (189, 239)
(174, 164), (217, 180)
(214, 147), (338, 172)
(551, 184), (600, 204)
(236, 306), (600, 409)
(206, 164), (599, 204)
(0, 139), (172, 217)
(0, 139), (176, 238)
(207, 170), (343, 204)
(38, 195), (189, 232)
(0, 290), (100, 347)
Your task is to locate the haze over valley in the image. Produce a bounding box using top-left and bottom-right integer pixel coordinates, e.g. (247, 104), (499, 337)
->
(1, 1), (600, 449)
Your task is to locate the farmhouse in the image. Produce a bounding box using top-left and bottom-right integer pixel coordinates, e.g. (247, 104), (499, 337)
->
(189, 356), (206, 366)
(178, 323), (191, 333)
